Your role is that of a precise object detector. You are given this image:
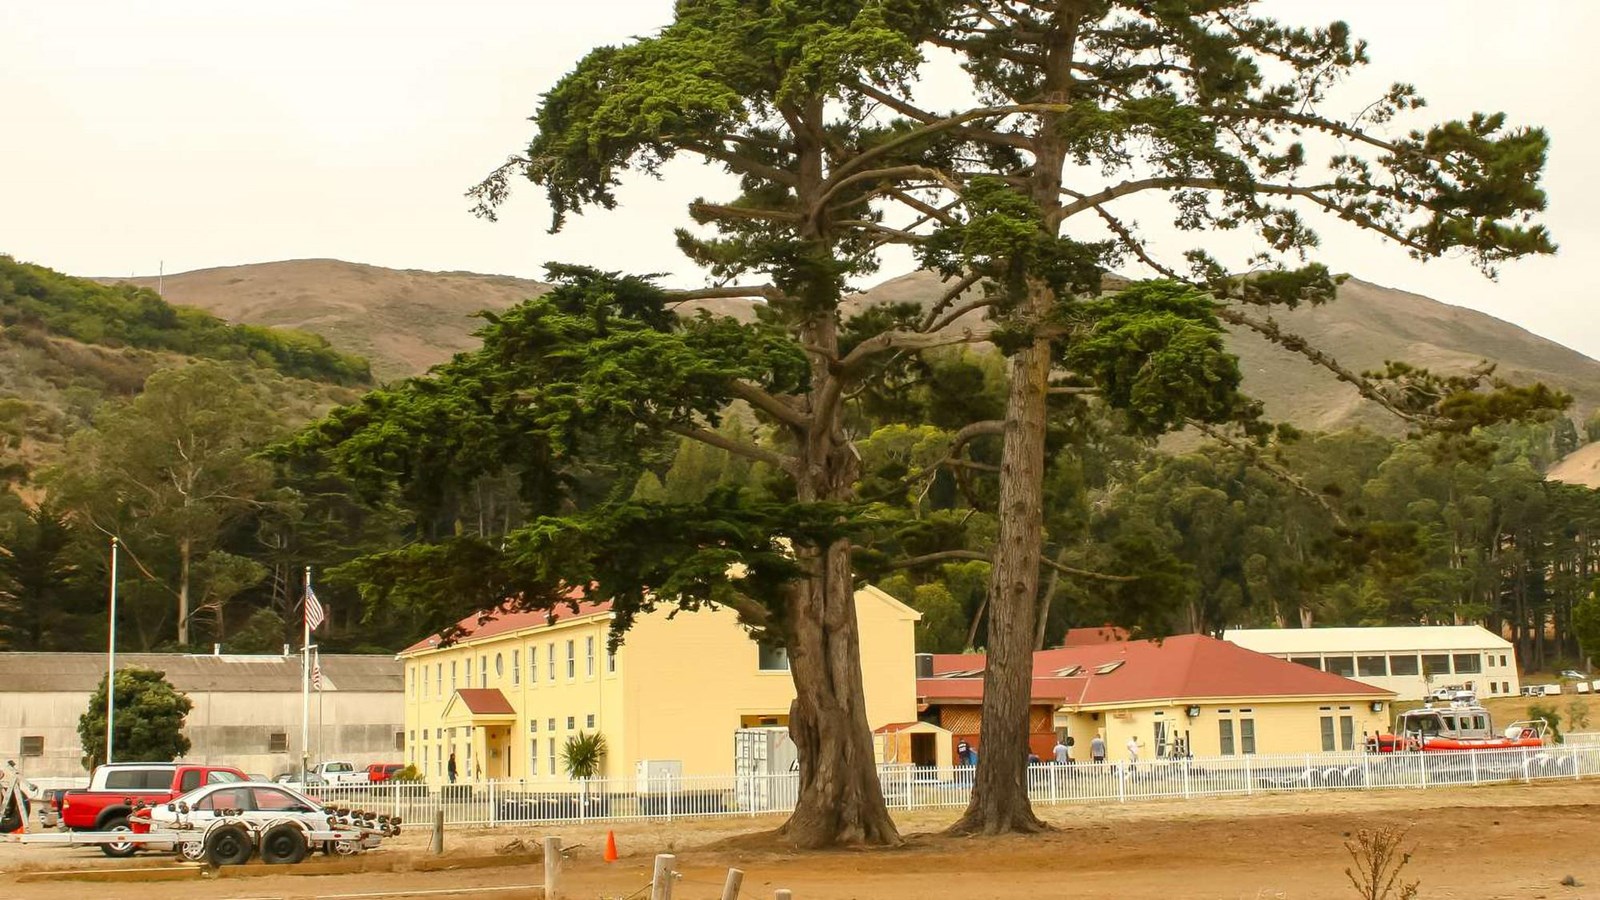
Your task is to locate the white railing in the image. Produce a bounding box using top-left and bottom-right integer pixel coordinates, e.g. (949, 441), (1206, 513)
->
(308, 744), (1600, 829)
(1564, 732), (1600, 746)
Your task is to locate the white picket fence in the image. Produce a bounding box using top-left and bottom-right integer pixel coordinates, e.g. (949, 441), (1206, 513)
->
(311, 743), (1600, 829)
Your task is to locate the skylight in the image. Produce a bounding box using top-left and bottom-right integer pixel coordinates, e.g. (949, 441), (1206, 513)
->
(1055, 665), (1082, 676)
(1094, 661), (1124, 675)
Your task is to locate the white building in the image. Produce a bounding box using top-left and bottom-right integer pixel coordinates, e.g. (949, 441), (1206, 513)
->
(1223, 626), (1520, 701)
(0, 652), (403, 781)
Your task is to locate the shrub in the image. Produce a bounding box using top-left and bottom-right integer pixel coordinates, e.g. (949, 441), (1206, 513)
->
(1343, 824), (1419, 900)
(1528, 702), (1564, 742)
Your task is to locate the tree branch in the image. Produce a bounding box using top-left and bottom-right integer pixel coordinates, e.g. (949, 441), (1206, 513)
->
(663, 284), (782, 303)
(837, 324), (993, 372)
(689, 201), (801, 224)
(1187, 419), (1349, 529)
(665, 423), (796, 473)
(1039, 557), (1138, 583)
(729, 380), (809, 430)
(918, 271), (985, 331)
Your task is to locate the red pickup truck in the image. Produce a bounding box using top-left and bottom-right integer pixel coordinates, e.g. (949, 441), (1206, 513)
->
(60, 762), (247, 856)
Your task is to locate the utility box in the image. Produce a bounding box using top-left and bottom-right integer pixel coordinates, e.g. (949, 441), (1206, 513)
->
(734, 727), (799, 812)
(635, 759), (682, 794)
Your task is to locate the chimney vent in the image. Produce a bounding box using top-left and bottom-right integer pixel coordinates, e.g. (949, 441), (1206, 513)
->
(915, 653), (934, 678)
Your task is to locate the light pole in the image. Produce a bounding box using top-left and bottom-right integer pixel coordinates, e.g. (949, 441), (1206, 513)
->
(106, 536), (119, 765)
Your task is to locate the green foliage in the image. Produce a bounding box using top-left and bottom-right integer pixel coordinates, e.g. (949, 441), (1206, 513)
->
(0, 503), (86, 650)
(0, 255), (370, 385)
(1527, 702), (1563, 743)
(393, 764), (423, 783)
(1573, 591), (1600, 666)
(560, 731), (608, 779)
(77, 667), (194, 769)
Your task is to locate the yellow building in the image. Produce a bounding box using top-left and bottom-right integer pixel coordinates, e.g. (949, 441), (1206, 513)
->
(397, 585), (919, 783)
(918, 634), (1397, 761)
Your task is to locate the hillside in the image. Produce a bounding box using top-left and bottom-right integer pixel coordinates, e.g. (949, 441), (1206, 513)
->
(103, 259), (1600, 433)
(1549, 442), (1600, 489)
(0, 257), (366, 490)
(110, 260), (550, 381)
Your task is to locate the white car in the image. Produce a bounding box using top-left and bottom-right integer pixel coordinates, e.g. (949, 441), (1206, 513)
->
(137, 781), (336, 860)
(312, 761), (369, 785)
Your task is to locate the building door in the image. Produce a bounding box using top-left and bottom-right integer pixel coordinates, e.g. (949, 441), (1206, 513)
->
(1152, 720), (1169, 758)
(910, 732), (937, 767)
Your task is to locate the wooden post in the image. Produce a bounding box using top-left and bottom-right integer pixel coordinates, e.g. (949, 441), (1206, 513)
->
(543, 836), (563, 900)
(650, 853), (677, 900)
(721, 868), (745, 900)
(429, 808), (445, 855)
(776, 890), (793, 900)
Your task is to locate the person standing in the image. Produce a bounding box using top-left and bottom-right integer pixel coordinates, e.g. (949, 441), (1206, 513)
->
(1090, 733), (1106, 764)
(1126, 735), (1141, 776)
(1052, 736), (1070, 765)
(447, 752), (458, 784)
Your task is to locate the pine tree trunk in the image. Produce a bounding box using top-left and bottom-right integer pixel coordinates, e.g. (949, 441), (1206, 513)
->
(949, 312), (1051, 836)
(779, 539), (899, 848)
(177, 538), (192, 647)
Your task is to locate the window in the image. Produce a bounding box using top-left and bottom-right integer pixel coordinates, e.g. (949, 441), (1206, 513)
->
(1389, 654), (1420, 676)
(395, 731), (405, 751)
(1490, 682), (1498, 694)
(586, 714), (596, 728)
(1339, 715), (1355, 751)
(451, 660), (458, 690)
(547, 643), (555, 681)
(1320, 716), (1335, 752)
(480, 655), (488, 688)
(103, 769), (171, 790)
(1500, 654), (1508, 667)
(207, 770), (242, 785)
(531, 739), (538, 773)
(529, 719), (538, 734)
(758, 642), (791, 672)
(435, 662), (442, 697)
(607, 648), (616, 674)
(409, 665), (415, 697)
(1357, 656), (1388, 677)
(547, 717), (556, 731)
(1289, 656), (1323, 670)
(423, 745), (429, 772)
(1421, 653), (1451, 676)
(586, 636), (595, 677)
(529, 646), (537, 684)
(1324, 656), (1356, 677)
(1218, 720), (1235, 756)
(421, 665), (428, 696)
(1452, 653), (1482, 674)
(548, 738), (556, 775)
(1093, 661), (1124, 675)
(20, 735), (43, 757)
(196, 787), (252, 812)
(1240, 718), (1256, 755)
(269, 732), (288, 753)
(496, 653), (504, 679)
(566, 640), (576, 679)
(566, 716), (576, 730)
(1502, 681), (1510, 694)
(179, 769), (203, 793)
(254, 787), (308, 812)
(512, 649), (520, 685)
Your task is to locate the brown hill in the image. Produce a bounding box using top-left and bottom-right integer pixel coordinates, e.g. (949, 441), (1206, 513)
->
(110, 260), (1600, 432)
(1549, 442), (1600, 489)
(110, 259), (551, 381)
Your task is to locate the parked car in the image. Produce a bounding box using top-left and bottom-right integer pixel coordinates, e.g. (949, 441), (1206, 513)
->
(247, 773), (271, 783)
(274, 771), (329, 788)
(135, 780), (344, 862)
(311, 761), (368, 785)
(1560, 669), (1587, 680)
(58, 762), (247, 857)
(366, 763), (404, 783)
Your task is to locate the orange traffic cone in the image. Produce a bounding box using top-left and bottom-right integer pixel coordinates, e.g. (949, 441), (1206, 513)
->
(604, 829), (618, 863)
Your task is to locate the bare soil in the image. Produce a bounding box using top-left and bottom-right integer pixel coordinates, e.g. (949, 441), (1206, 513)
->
(4, 780), (1595, 899)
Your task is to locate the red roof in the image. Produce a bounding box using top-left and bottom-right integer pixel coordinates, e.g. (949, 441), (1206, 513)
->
(1060, 626), (1131, 647)
(453, 688), (516, 715)
(917, 634), (1390, 707)
(400, 589), (612, 654)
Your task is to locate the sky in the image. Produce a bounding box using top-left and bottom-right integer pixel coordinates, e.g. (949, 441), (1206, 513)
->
(3, 1), (1598, 357)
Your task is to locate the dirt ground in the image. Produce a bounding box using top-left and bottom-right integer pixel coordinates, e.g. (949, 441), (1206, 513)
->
(4, 780), (1597, 899)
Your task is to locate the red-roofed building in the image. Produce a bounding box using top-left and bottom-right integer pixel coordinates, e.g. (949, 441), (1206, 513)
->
(398, 585), (923, 784)
(915, 634), (1395, 761)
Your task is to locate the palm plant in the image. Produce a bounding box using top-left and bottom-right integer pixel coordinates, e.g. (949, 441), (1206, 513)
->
(560, 731), (608, 780)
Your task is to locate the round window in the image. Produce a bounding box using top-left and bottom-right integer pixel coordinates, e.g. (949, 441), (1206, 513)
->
(495, 653), (504, 676)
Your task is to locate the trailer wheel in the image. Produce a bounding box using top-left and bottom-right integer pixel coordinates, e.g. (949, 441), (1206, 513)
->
(205, 823), (255, 866)
(98, 815), (137, 858)
(177, 840), (207, 862)
(259, 823), (309, 865)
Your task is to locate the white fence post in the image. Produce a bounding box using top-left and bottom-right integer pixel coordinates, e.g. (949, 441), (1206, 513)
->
(488, 780), (497, 826)
(543, 836), (563, 900)
(650, 854), (676, 900)
(1470, 751), (1479, 786)
(1244, 754), (1252, 795)
(1419, 752), (1428, 789)
(1116, 765), (1126, 803)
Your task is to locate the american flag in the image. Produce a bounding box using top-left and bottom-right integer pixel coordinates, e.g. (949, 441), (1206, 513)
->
(305, 585), (326, 632)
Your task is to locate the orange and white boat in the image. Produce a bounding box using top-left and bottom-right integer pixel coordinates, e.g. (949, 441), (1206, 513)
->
(1370, 701), (1548, 753)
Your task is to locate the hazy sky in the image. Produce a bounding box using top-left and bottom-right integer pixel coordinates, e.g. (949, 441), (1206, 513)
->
(4, 1), (1597, 356)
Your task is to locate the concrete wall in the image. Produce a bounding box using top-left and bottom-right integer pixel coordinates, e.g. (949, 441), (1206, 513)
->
(2, 688), (403, 780)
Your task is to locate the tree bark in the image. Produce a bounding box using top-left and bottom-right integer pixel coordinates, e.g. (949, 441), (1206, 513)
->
(177, 537), (192, 647)
(950, 314), (1052, 836)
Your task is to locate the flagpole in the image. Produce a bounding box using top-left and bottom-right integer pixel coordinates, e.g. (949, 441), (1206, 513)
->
(106, 537), (119, 765)
(301, 565), (311, 778)
(315, 647), (324, 764)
